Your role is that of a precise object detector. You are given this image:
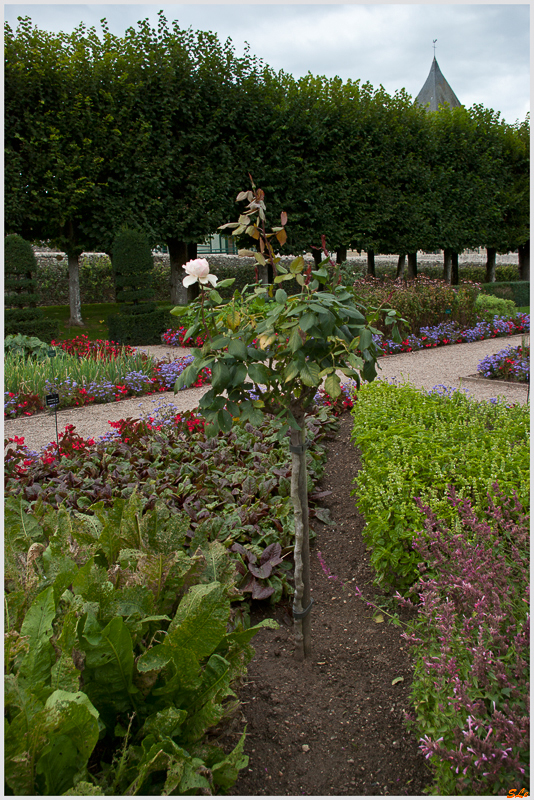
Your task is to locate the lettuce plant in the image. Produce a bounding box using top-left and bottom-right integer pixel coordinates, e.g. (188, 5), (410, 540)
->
(4, 492), (277, 795)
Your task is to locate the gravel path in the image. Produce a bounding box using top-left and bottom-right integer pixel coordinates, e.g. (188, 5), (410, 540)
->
(4, 335), (528, 453)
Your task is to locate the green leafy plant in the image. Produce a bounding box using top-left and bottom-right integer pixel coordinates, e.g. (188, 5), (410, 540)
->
(474, 292), (517, 321)
(4, 334), (56, 361)
(350, 380), (529, 595)
(4, 492), (277, 795)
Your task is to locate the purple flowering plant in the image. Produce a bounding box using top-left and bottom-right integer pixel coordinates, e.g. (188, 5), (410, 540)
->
(398, 486), (529, 795)
(478, 342), (530, 384)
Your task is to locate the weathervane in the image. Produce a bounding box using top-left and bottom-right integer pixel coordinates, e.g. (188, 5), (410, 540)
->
(433, 39), (437, 56)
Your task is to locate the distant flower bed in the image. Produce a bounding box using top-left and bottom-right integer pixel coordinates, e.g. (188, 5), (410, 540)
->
(165, 314), (529, 358)
(375, 314), (529, 355)
(478, 343), (530, 383)
(5, 315), (529, 420)
(162, 327), (207, 348)
(4, 342), (211, 419)
(51, 334), (138, 360)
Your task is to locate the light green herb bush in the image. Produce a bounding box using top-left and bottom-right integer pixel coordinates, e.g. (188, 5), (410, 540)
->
(350, 380), (529, 595)
(474, 292), (518, 321)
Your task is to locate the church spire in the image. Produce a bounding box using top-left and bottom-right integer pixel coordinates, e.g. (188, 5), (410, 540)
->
(416, 51), (461, 112)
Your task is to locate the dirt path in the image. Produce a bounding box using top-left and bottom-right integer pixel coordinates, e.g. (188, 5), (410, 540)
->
(217, 414), (432, 795)
(4, 336), (528, 453)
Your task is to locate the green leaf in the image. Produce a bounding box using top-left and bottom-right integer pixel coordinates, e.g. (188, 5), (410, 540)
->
(288, 325), (304, 353)
(248, 363), (270, 385)
(300, 361), (321, 387)
(282, 360), (300, 383)
(166, 582), (230, 661)
(209, 289), (223, 304)
(314, 507), (335, 525)
(169, 305), (190, 317)
(211, 729), (249, 791)
(324, 372), (342, 399)
(62, 780), (105, 795)
(218, 408), (234, 433)
(18, 586), (56, 687)
(289, 256), (305, 274)
(228, 362), (248, 387)
(359, 328), (373, 351)
(227, 338), (248, 360)
(275, 288), (287, 304)
(211, 360), (231, 392)
(180, 653), (233, 743)
(215, 278), (235, 289)
(362, 358), (377, 383)
(175, 362), (201, 391)
(20, 585), (55, 645)
(143, 707), (188, 739)
(137, 644), (173, 673)
(211, 335), (231, 349)
(299, 312), (316, 331)
(77, 615), (139, 720)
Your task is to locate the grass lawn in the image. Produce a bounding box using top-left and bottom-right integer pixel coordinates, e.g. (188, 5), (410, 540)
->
(41, 302), (175, 341)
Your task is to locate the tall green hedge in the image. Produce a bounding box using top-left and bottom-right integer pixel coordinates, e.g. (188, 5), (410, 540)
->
(4, 235), (58, 341)
(479, 281), (530, 307)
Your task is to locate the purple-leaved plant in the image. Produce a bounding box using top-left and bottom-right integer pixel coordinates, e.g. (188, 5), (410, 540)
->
(397, 484), (529, 795)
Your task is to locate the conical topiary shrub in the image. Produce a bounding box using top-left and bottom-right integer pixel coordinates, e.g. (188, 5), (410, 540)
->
(107, 228), (168, 345)
(4, 234), (58, 342)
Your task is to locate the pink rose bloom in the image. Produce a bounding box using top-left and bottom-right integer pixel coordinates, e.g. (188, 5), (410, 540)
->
(182, 258), (218, 287)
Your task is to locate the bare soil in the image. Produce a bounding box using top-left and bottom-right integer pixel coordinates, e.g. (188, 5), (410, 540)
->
(217, 413), (433, 796)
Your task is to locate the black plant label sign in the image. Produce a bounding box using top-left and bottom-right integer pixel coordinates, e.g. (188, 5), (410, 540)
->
(45, 393), (60, 407)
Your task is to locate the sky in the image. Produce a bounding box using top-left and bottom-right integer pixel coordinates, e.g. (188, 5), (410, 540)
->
(3, 3), (530, 125)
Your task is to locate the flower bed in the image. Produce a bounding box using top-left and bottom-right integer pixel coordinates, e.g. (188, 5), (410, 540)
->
(4, 341), (211, 419)
(478, 343), (530, 383)
(5, 315), (529, 420)
(399, 488), (529, 795)
(374, 314), (529, 355)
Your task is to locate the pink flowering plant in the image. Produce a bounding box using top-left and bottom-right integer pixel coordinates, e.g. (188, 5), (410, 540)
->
(398, 486), (529, 795)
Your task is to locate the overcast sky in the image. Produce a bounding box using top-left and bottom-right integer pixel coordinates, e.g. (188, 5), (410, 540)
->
(4, 3), (530, 124)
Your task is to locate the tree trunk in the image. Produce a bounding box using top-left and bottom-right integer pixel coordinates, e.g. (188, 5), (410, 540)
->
(366, 249), (375, 277)
(187, 242), (198, 261)
(518, 241), (530, 281)
(168, 238), (199, 305)
(336, 246), (347, 264)
(443, 248), (453, 283)
(312, 248), (323, 267)
(290, 416), (312, 661)
(485, 247), (497, 283)
(451, 251), (459, 286)
(259, 260), (274, 287)
(406, 252), (417, 280)
(68, 253), (85, 326)
(396, 254), (406, 278)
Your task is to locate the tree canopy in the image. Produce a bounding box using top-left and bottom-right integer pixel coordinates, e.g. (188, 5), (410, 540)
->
(5, 12), (529, 296)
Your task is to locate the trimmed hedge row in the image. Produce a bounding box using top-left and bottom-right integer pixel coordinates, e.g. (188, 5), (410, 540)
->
(32, 253), (524, 307)
(479, 280), (530, 307)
